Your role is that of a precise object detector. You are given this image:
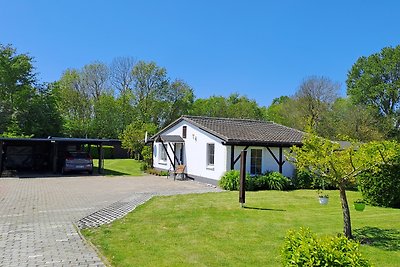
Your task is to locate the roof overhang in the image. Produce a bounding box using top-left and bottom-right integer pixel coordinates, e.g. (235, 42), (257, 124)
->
(223, 140), (302, 147)
(155, 135), (185, 143)
(0, 137), (111, 145)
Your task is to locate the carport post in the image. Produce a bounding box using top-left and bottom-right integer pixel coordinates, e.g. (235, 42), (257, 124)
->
(98, 144), (104, 174)
(0, 141), (3, 175)
(52, 141), (58, 173)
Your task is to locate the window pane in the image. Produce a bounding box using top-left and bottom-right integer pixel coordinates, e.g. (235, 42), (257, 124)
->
(182, 126), (187, 139)
(207, 144), (215, 165)
(250, 149), (262, 175)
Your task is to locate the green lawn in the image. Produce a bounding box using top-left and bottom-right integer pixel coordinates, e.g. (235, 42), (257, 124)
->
(82, 190), (400, 266)
(93, 159), (143, 176)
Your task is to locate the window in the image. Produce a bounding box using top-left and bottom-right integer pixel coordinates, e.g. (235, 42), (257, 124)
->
(182, 126), (187, 139)
(250, 149), (262, 175)
(159, 144), (167, 162)
(207, 143), (215, 166)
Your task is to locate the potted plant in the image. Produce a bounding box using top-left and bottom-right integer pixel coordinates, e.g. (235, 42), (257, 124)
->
(354, 199), (366, 211)
(318, 190), (329, 205)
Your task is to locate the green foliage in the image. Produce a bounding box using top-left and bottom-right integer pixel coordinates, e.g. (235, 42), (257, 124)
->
(0, 44), (62, 137)
(219, 170), (290, 191)
(146, 168), (169, 176)
(289, 134), (399, 238)
(219, 170), (240, 190)
(88, 146), (114, 159)
(282, 228), (371, 267)
(347, 45), (400, 139)
(139, 162), (149, 171)
(120, 121), (158, 159)
(318, 98), (383, 142)
(292, 170), (314, 189)
(255, 172), (291, 190)
(190, 93), (266, 120)
(358, 154), (400, 208)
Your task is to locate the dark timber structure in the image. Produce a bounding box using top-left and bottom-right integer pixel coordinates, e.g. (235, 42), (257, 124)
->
(0, 137), (111, 176)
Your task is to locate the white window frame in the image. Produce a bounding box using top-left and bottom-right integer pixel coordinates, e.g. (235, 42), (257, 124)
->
(159, 144), (167, 164)
(206, 143), (215, 169)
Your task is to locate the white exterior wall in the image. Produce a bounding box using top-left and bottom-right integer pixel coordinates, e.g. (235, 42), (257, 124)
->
(227, 146), (296, 178)
(153, 121), (228, 181)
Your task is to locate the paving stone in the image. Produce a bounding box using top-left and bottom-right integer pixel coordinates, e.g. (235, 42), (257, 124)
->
(0, 175), (221, 266)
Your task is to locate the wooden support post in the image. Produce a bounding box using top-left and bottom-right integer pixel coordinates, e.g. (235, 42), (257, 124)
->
(234, 145), (249, 166)
(52, 142), (58, 173)
(230, 145), (235, 170)
(0, 141), (3, 175)
(239, 150), (247, 208)
(98, 144), (104, 174)
(279, 147), (283, 174)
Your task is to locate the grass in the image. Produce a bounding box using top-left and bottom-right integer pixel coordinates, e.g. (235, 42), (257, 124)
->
(82, 190), (400, 266)
(93, 159), (143, 176)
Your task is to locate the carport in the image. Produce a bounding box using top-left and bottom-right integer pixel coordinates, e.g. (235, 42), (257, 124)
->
(0, 137), (110, 176)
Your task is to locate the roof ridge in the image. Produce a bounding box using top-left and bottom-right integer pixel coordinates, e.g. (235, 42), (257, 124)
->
(182, 115), (273, 124)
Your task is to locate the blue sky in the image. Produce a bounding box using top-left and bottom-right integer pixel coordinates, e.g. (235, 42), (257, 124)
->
(1, 1), (400, 106)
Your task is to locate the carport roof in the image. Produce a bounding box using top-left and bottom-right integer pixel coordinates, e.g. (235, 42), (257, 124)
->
(0, 137), (112, 144)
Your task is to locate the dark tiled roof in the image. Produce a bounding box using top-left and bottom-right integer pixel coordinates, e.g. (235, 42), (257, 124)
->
(153, 116), (304, 146)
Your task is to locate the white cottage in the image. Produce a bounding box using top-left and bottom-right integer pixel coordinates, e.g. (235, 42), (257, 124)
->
(150, 116), (304, 185)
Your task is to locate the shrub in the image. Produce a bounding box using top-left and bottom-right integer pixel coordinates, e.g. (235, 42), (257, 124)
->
(292, 170), (314, 189)
(358, 155), (400, 208)
(140, 162), (148, 171)
(219, 170), (291, 191)
(219, 170), (240, 190)
(282, 228), (371, 267)
(265, 172), (290, 190)
(255, 171), (290, 190)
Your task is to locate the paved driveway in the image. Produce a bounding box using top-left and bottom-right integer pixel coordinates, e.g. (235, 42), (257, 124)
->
(0, 175), (221, 266)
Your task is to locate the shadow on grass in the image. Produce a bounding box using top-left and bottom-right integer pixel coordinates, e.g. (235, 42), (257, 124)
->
(93, 167), (129, 176)
(354, 226), (400, 251)
(243, 206), (286, 212)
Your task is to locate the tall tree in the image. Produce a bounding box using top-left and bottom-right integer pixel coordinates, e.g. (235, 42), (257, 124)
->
(81, 61), (110, 100)
(318, 98), (383, 142)
(110, 56), (136, 95)
(190, 93), (265, 120)
(131, 61), (169, 124)
(295, 76), (340, 130)
(161, 79), (194, 126)
(347, 45), (400, 139)
(55, 69), (92, 137)
(21, 83), (62, 137)
(290, 134), (398, 239)
(90, 94), (123, 138)
(0, 44), (36, 136)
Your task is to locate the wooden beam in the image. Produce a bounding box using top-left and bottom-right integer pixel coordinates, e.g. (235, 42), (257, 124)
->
(98, 144), (104, 174)
(0, 141), (3, 176)
(161, 141), (175, 169)
(266, 147), (279, 164)
(233, 145), (249, 165)
(239, 150), (247, 207)
(52, 142), (58, 173)
(279, 146), (283, 173)
(230, 145), (235, 170)
(168, 142), (178, 167)
(266, 146), (285, 174)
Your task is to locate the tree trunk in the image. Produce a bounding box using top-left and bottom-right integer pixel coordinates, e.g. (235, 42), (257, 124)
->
(339, 184), (352, 239)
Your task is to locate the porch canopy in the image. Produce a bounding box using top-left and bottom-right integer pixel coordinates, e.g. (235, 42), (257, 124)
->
(153, 135), (185, 172)
(155, 135), (184, 143)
